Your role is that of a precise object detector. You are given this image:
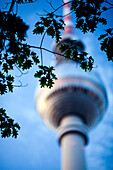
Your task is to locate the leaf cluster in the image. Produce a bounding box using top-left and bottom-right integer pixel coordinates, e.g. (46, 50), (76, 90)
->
(59, 40), (94, 71)
(98, 28), (113, 61)
(0, 9), (41, 95)
(34, 65), (57, 88)
(0, 8), (41, 138)
(33, 13), (65, 43)
(71, 0), (107, 33)
(0, 43), (40, 95)
(0, 108), (20, 138)
(0, 72), (14, 94)
(0, 11), (29, 50)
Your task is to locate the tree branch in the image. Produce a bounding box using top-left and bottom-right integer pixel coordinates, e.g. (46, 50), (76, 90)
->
(8, 0), (16, 15)
(104, 0), (113, 6)
(27, 44), (94, 63)
(52, 1), (72, 13)
(27, 44), (65, 56)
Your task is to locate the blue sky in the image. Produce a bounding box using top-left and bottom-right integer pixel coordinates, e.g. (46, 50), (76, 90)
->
(0, 0), (113, 169)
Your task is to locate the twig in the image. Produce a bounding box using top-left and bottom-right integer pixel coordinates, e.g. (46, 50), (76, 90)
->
(36, 13), (46, 16)
(93, 65), (98, 68)
(36, 1), (73, 17)
(36, 10), (74, 18)
(43, 9), (48, 13)
(56, 10), (74, 18)
(40, 30), (48, 65)
(16, 1), (18, 14)
(43, 1), (72, 15)
(52, 1), (72, 13)
(13, 80), (28, 87)
(46, 0), (55, 10)
(2, 2), (11, 9)
(15, 64), (28, 77)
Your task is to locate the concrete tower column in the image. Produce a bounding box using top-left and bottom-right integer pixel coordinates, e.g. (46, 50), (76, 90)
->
(57, 116), (88, 170)
(35, 0), (108, 169)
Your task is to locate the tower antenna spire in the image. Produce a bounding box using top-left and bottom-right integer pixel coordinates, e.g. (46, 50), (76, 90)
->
(63, 0), (74, 35)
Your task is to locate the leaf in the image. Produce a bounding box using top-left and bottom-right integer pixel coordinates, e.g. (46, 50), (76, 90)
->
(0, 83), (7, 95)
(40, 76), (46, 85)
(106, 28), (113, 35)
(6, 75), (14, 82)
(22, 59), (33, 70)
(98, 33), (108, 40)
(65, 49), (72, 58)
(102, 7), (107, 11)
(34, 65), (57, 88)
(7, 81), (13, 92)
(2, 63), (9, 73)
(34, 70), (43, 78)
(59, 19), (65, 24)
(33, 26), (45, 35)
(80, 61), (88, 72)
(32, 55), (40, 64)
(47, 26), (55, 38)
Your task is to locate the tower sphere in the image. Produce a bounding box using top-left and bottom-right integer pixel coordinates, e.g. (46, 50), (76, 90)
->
(35, 37), (108, 131)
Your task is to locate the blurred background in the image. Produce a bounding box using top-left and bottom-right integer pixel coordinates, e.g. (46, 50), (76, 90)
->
(0, 0), (113, 169)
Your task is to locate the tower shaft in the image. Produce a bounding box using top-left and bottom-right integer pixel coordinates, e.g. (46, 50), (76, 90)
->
(58, 115), (87, 170)
(61, 133), (86, 170)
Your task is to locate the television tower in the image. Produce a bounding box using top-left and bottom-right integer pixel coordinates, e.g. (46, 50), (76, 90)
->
(35, 1), (108, 169)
